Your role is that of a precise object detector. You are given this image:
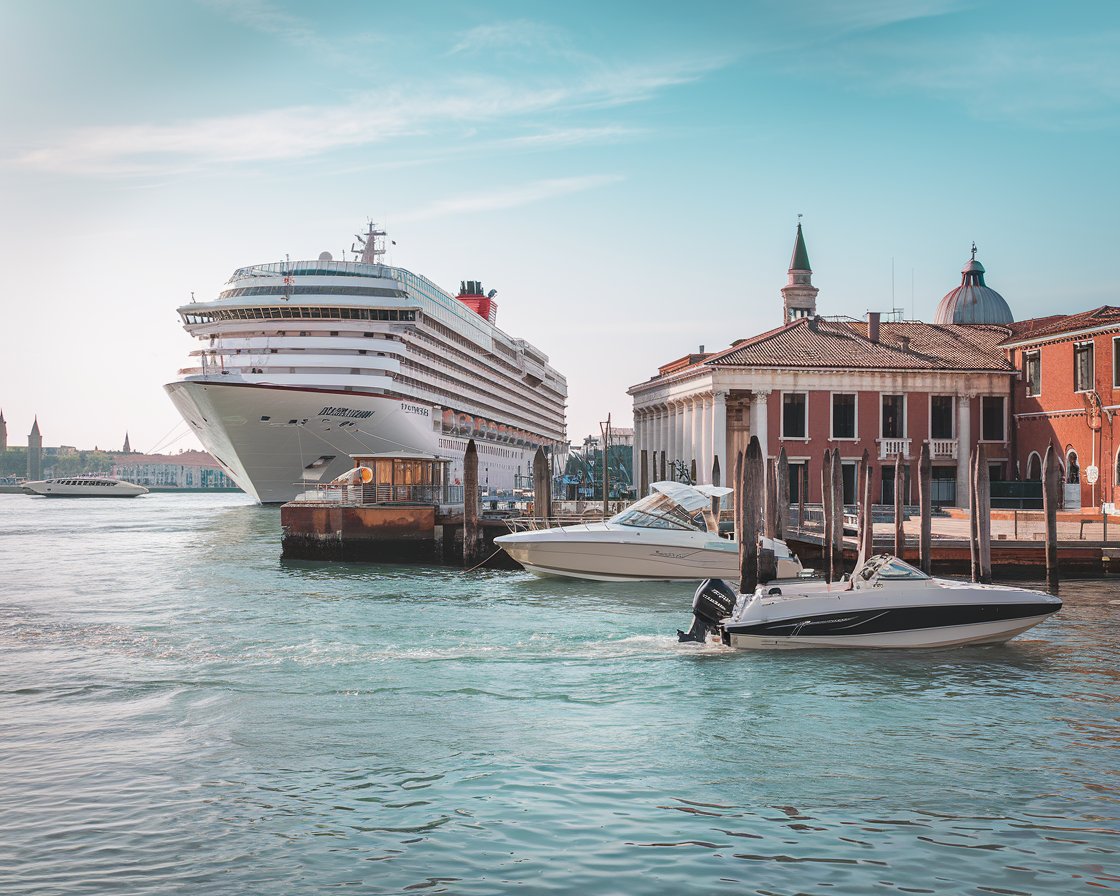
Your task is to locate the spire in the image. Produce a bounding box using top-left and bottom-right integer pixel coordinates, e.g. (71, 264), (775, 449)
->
(789, 221), (812, 272)
(30, 416), (40, 436)
(781, 219), (819, 324)
(123, 431), (131, 453)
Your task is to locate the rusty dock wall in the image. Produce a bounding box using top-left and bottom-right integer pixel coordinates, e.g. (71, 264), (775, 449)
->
(280, 501), (520, 567)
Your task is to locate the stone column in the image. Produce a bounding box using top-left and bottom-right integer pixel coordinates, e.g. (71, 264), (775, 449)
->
(690, 397), (701, 478)
(712, 390), (727, 482)
(957, 392), (972, 508)
(660, 404), (670, 474)
(753, 390), (771, 461)
(700, 394), (713, 484)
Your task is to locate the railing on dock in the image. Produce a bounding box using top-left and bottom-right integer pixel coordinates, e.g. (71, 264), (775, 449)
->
(291, 483), (465, 506)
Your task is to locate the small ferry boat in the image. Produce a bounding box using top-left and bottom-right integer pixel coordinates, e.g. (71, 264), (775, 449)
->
(678, 554), (1062, 649)
(23, 477), (149, 498)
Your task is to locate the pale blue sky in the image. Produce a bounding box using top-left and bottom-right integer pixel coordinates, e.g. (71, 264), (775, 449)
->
(2, 0), (1118, 452)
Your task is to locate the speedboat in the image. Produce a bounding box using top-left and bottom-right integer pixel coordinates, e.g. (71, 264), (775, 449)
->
(678, 553), (1062, 649)
(22, 477), (149, 498)
(495, 480), (807, 582)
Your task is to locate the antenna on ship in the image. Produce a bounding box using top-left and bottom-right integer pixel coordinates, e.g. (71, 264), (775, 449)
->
(352, 220), (388, 265)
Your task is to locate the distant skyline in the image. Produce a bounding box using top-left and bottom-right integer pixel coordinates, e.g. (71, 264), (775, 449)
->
(2, 0), (1118, 452)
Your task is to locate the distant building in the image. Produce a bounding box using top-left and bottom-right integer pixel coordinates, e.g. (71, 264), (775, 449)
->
(0, 409), (7, 452)
(27, 418), (42, 480)
(111, 449), (240, 490)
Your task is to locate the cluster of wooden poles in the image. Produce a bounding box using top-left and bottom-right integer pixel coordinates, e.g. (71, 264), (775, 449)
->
(463, 436), (1063, 594)
(734, 436), (1063, 596)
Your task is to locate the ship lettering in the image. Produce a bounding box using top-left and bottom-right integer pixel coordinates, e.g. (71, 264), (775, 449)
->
(400, 403), (430, 417)
(318, 406), (374, 419)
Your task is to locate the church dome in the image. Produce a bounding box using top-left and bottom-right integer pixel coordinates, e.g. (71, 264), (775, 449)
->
(933, 246), (1013, 325)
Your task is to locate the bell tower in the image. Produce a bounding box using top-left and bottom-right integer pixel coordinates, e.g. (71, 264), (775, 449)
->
(781, 220), (818, 323)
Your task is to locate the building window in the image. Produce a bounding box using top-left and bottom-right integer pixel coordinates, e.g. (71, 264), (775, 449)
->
(930, 395), (954, 440)
(788, 461), (805, 504)
(981, 396), (1006, 441)
(881, 395), (905, 439)
(782, 392), (808, 439)
(841, 461), (857, 506)
(832, 393), (856, 439)
(1074, 341), (1094, 393)
(1025, 351), (1041, 396)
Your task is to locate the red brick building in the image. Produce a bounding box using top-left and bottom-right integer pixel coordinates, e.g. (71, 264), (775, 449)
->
(1003, 307), (1120, 510)
(629, 226), (1018, 507)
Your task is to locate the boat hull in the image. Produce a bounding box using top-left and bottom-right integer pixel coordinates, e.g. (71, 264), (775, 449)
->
(496, 526), (802, 582)
(724, 607), (1060, 649)
(165, 379), (537, 504)
(23, 480), (148, 498)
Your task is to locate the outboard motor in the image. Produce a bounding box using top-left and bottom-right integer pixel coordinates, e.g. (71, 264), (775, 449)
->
(677, 578), (738, 643)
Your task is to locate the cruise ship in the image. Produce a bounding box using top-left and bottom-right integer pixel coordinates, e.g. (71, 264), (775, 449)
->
(165, 223), (567, 503)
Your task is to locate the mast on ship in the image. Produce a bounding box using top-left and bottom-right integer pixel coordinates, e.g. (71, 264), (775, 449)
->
(351, 221), (388, 264)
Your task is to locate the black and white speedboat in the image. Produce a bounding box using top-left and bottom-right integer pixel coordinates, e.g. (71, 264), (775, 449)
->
(679, 554), (1062, 650)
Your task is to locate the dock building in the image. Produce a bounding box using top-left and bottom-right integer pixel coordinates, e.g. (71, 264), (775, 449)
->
(629, 227), (1018, 507)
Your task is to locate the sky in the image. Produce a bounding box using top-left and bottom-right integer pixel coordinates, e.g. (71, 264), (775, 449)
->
(1, 0), (1118, 453)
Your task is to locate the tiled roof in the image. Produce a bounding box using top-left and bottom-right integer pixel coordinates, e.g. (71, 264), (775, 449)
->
(704, 317), (1013, 371)
(1001, 306), (1120, 345)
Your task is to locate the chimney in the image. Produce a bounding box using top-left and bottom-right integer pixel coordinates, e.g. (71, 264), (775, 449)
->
(867, 311), (881, 344)
(899, 335), (911, 352)
(699, 345), (705, 353)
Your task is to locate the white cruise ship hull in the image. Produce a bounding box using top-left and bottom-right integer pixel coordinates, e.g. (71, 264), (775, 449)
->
(167, 379), (515, 503)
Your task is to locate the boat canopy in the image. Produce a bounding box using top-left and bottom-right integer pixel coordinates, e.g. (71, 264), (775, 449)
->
(650, 481), (733, 513)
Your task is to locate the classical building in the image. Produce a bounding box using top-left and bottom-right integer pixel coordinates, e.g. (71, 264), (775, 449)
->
(1002, 307), (1120, 511)
(629, 228), (1018, 507)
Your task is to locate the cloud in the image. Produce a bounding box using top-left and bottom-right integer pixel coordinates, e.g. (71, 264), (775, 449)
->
(828, 30), (1120, 128)
(449, 20), (571, 58)
(10, 59), (718, 176)
(399, 175), (622, 221)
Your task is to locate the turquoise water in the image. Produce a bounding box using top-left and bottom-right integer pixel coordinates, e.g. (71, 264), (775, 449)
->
(1, 492), (1118, 895)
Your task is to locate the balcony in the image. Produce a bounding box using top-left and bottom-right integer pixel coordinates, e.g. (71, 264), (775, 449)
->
(930, 438), (958, 459)
(878, 438), (911, 460)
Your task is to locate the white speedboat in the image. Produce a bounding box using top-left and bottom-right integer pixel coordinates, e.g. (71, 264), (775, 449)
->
(495, 481), (806, 582)
(23, 477), (149, 498)
(679, 554), (1061, 649)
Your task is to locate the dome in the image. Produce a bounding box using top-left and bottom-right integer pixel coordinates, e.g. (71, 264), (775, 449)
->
(933, 247), (1013, 325)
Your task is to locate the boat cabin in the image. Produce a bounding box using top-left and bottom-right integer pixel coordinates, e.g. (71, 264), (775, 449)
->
(348, 452), (452, 505)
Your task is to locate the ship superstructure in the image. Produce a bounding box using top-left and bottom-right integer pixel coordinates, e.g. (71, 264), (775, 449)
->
(166, 223), (567, 503)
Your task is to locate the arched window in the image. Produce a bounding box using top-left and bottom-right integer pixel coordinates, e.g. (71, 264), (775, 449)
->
(1025, 452), (1042, 481)
(1066, 450), (1080, 485)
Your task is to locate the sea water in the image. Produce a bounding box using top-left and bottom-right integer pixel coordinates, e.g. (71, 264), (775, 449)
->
(1, 492), (1117, 895)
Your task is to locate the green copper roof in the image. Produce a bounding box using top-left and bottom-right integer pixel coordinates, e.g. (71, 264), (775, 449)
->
(789, 223), (811, 271)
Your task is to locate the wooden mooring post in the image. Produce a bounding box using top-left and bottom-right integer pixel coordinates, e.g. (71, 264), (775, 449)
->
(739, 439), (764, 595)
(976, 443), (992, 584)
(917, 442), (931, 575)
(894, 450), (904, 559)
(821, 448), (834, 582)
(711, 455), (722, 520)
(463, 439), (482, 566)
(969, 446), (979, 582)
(776, 447), (789, 541)
(1043, 440), (1060, 593)
(856, 450), (869, 566)
(765, 457), (778, 540)
(532, 446), (551, 524)
(798, 457), (807, 536)
(862, 451), (873, 563)
(831, 447), (844, 580)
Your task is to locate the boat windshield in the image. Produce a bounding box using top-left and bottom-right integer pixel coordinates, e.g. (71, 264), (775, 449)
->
(857, 554), (930, 582)
(610, 493), (705, 531)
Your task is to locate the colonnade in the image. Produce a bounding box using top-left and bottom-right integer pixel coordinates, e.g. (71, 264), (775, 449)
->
(634, 390), (766, 492)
